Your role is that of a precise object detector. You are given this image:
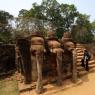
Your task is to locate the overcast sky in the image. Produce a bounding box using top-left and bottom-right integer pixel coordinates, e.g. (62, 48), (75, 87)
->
(0, 0), (95, 22)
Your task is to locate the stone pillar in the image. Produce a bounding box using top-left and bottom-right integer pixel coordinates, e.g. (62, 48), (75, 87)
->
(16, 38), (32, 84)
(72, 48), (77, 83)
(56, 50), (63, 85)
(15, 45), (24, 74)
(31, 54), (38, 81)
(47, 31), (64, 85)
(61, 32), (77, 82)
(30, 31), (45, 94)
(36, 51), (43, 94)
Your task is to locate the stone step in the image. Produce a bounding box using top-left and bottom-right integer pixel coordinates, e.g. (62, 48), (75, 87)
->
(76, 48), (84, 52)
(76, 52), (84, 56)
(77, 64), (94, 68)
(89, 65), (95, 69)
(77, 64), (95, 70)
(77, 60), (95, 66)
(76, 44), (83, 46)
(76, 46), (84, 48)
(77, 62), (81, 66)
(77, 59), (95, 65)
(78, 68), (95, 77)
(77, 70), (88, 77)
(76, 44), (84, 47)
(77, 55), (83, 59)
(77, 59), (82, 62)
(76, 47), (84, 50)
(77, 50), (83, 53)
(76, 47), (84, 49)
(77, 63), (95, 66)
(76, 50), (84, 53)
(77, 66), (85, 71)
(77, 67), (95, 77)
(89, 60), (95, 64)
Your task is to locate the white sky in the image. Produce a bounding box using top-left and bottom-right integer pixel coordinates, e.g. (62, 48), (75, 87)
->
(0, 0), (95, 22)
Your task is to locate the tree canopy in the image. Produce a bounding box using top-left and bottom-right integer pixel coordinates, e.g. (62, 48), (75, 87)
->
(1, 0), (95, 43)
(17, 0), (79, 38)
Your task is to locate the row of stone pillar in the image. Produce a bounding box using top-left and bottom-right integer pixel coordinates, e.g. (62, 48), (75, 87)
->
(15, 31), (77, 94)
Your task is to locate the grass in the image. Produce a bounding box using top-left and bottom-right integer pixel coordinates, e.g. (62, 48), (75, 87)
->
(0, 75), (19, 95)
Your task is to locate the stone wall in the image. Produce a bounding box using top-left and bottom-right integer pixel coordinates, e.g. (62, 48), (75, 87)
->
(0, 43), (15, 74)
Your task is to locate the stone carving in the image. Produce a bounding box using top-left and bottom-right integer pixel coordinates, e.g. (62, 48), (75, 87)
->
(30, 31), (45, 94)
(47, 31), (64, 85)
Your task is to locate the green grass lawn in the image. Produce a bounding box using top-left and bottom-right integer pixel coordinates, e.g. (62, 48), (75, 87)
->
(0, 75), (19, 95)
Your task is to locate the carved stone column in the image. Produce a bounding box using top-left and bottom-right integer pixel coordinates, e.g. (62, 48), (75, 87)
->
(16, 38), (32, 84)
(15, 45), (24, 74)
(35, 51), (43, 94)
(30, 31), (45, 94)
(47, 31), (64, 85)
(61, 32), (77, 82)
(31, 54), (38, 81)
(56, 49), (63, 85)
(72, 48), (77, 83)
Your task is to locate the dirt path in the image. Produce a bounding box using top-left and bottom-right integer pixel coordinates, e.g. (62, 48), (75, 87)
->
(50, 72), (95, 95)
(20, 71), (95, 95)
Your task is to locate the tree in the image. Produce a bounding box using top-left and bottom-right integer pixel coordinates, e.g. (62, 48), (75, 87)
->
(76, 13), (92, 31)
(60, 4), (78, 31)
(71, 25), (94, 43)
(71, 13), (94, 43)
(41, 0), (78, 38)
(18, 0), (79, 38)
(41, 0), (63, 38)
(0, 10), (13, 43)
(18, 9), (29, 17)
(91, 21), (95, 33)
(18, 0), (94, 40)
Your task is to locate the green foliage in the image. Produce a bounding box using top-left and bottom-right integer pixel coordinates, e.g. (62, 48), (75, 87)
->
(18, 0), (78, 38)
(91, 21), (95, 33)
(76, 13), (92, 31)
(0, 31), (12, 43)
(71, 25), (94, 43)
(0, 10), (13, 43)
(17, 0), (94, 40)
(72, 13), (94, 43)
(0, 11), (13, 24)
(60, 4), (78, 30)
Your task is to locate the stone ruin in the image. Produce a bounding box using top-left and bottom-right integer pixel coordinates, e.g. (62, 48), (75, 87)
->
(0, 43), (15, 75)
(15, 31), (77, 94)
